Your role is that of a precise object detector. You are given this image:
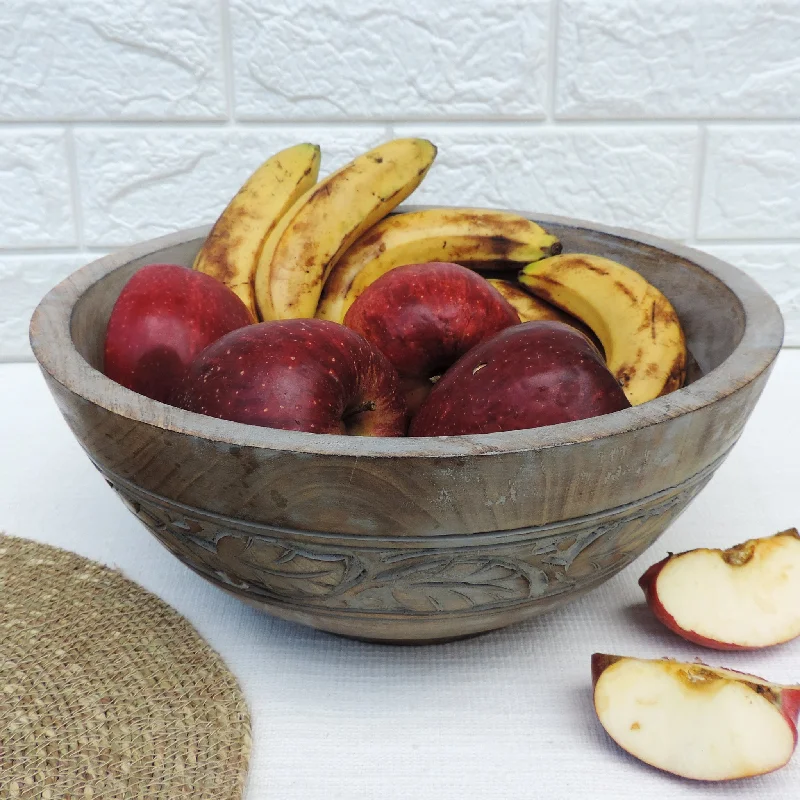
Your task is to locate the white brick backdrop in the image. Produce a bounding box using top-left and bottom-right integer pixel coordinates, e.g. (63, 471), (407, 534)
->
(1, 0), (799, 359)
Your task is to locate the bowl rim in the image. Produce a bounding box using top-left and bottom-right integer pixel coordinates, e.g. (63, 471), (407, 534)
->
(29, 207), (784, 460)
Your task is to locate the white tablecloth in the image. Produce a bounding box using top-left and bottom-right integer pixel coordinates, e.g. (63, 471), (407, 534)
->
(1, 356), (799, 799)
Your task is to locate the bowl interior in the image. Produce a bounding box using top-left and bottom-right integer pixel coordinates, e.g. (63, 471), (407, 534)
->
(70, 215), (745, 382)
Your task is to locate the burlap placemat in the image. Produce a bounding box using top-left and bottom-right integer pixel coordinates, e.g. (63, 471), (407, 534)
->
(0, 534), (251, 799)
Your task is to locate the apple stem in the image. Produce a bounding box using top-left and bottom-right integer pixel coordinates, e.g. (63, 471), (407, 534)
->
(345, 400), (377, 418)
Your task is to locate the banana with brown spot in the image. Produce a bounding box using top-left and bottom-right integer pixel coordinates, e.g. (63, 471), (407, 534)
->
(488, 278), (601, 351)
(255, 138), (437, 321)
(316, 208), (560, 323)
(519, 254), (686, 405)
(193, 143), (321, 319)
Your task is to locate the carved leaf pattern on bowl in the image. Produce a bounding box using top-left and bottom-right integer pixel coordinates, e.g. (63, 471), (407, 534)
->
(347, 555), (538, 613)
(103, 465), (711, 618)
(215, 535), (365, 599)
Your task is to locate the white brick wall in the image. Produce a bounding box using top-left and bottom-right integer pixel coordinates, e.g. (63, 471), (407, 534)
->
(556, 0), (800, 119)
(0, 130), (75, 247)
(75, 127), (386, 246)
(0, 254), (94, 360)
(1, 1), (226, 120)
(394, 125), (697, 239)
(699, 127), (800, 238)
(230, 0), (550, 119)
(700, 245), (800, 347)
(1, 0), (799, 359)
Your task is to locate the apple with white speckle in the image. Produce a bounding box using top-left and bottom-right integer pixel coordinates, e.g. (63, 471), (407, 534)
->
(409, 321), (630, 436)
(344, 261), (519, 412)
(176, 319), (408, 435)
(103, 263), (253, 404)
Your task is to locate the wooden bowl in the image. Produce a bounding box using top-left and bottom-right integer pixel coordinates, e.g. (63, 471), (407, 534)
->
(30, 209), (783, 644)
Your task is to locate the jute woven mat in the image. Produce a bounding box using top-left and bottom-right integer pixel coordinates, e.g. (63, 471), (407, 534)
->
(0, 534), (251, 799)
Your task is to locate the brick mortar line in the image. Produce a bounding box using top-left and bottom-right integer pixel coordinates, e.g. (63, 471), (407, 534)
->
(2, 119), (800, 129)
(692, 239), (800, 247)
(5, 241), (800, 259)
(0, 122), (760, 141)
(218, 0), (236, 123)
(544, 0), (560, 122)
(0, 248), (110, 258)
(64, 126), (85, 249)
(690, 124), (707, 241)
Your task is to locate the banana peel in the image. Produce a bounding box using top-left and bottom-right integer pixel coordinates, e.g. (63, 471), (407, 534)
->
(255, 138), (437, 321)
(488, 278), (600, 350)
(316, 208), (560, 323)
(520, 254), (686, 405)
(193, 143), (321, 319)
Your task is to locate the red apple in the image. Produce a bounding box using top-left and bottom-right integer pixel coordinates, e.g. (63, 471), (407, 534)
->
(177, 319), (408, 435)
(104, 263), (253, 404)
(639, 529), (800, 650)
(591, 653), (800, 781)
(343, 262), (519, 410)
(409, 321), (630, 436)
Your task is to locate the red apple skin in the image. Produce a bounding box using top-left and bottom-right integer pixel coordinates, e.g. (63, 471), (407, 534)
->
(176, 319), (408, 436)
(409, 321), (631, 437)
(104, 263), (254, 404)
(343, 261), (520, 385)
(782, 688), (800, 741)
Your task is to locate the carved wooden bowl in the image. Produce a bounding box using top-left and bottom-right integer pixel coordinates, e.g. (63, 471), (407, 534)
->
(30, 209), (783, 644)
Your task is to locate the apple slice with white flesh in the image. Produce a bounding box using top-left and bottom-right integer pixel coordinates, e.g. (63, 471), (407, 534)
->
(592, 654), (800, 781)
(639, 529), (800, 650)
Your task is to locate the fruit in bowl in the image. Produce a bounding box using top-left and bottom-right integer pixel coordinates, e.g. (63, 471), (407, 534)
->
(30, 136), (796, 781)
(316, 207), (562, 323)
(30, 132), (783, 644)
(176, 319), (408, 436)
(103, 263), (253, 405)
(409, 321), (630, 437)
(99, 139), (691, 438)
(343, 261), (520, 412)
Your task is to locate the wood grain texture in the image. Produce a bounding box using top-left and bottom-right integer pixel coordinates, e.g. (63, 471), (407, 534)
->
(29, 208), (784, 642)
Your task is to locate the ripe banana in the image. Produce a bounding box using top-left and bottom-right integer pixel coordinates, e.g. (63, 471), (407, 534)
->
(316, 208), (561, 323)
(193, 143), (321, 319)
(255, 138), (437, 321)
(487, 278), (600, 350)
(519, 254), (686, 405)
(488, 278), (576, 323)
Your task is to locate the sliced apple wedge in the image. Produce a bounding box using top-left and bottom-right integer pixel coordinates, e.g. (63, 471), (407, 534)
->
(639, 529), (800, 650)
(592, 654), (800, 781)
